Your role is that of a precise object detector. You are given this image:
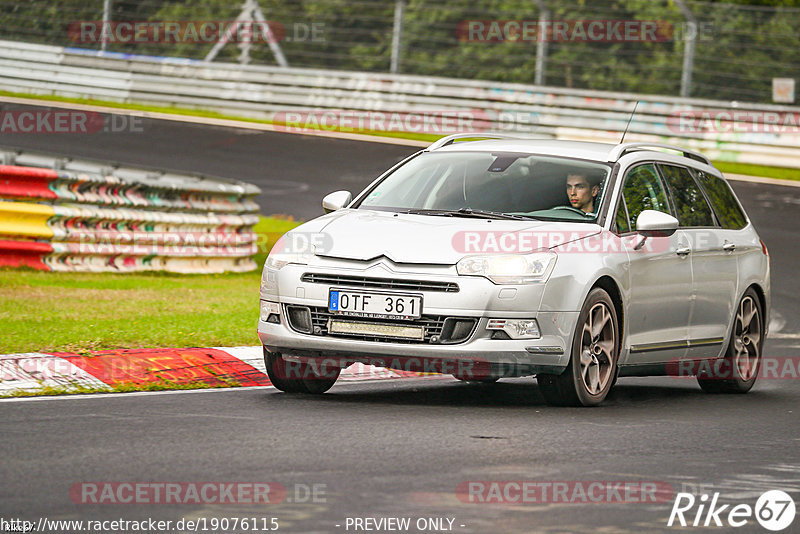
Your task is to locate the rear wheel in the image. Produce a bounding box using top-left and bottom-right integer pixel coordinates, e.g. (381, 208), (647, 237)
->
(538, 288), (619, 406)
(263, 349), (341, 394)
(697, 288), (763, 394)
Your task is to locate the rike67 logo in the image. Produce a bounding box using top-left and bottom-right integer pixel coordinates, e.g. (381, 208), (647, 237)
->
(668, 490), (796, 531)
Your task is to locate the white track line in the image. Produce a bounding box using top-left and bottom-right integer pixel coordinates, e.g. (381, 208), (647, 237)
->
(0, 375), (450, 404)
(0, 385), (274, 403)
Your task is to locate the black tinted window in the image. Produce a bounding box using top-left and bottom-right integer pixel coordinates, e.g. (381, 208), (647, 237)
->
(659, 164), (715, 227)
(622, 164), (671, 231)
(693, 170), (748, 230)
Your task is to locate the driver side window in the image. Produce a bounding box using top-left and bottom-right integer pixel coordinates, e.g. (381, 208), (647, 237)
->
(621, 164), (671, 231)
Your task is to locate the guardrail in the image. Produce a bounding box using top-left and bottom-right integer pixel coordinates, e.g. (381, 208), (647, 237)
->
(0, 148), (261, 273)
(1, 40), (799, 169)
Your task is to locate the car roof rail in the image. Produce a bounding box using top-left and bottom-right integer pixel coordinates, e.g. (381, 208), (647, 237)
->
(610, 142), (712, 166)
(425, 133), (520, 151)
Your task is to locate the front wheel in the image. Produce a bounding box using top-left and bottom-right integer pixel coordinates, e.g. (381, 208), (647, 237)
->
(538, 288), (619, 406)
(697, 288), (763, 394)
(264, 349), (340, 394)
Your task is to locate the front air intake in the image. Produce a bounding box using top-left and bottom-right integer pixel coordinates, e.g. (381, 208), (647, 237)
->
(286, 305), (313, 334)
(438, 318), (478, 344)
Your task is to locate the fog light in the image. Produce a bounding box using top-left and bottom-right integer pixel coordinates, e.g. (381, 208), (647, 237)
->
(487, 318), (540, 339)
(260, 301), (280, 322)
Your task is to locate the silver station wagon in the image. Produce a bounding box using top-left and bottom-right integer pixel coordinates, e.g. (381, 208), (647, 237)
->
(258, 135), (770, 406)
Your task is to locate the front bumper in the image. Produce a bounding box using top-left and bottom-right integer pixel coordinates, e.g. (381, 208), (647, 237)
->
(258, 310), (577, 377)
(258, 260), (579, 376)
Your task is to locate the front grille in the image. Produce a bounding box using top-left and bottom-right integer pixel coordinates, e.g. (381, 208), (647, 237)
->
(301, 273), (459, 293)
(285, 306), (476, 344)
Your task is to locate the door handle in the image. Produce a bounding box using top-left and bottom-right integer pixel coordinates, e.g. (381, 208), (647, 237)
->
(676, 247), (691, 256)
(723, 243), (736, 252)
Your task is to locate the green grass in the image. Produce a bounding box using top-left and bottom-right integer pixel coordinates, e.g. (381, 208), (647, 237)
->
(0, 216), (301, 354)
(713, 161), (800, 181)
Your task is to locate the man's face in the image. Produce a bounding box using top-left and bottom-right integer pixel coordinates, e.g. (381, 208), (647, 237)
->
(566, 174), (599, 213)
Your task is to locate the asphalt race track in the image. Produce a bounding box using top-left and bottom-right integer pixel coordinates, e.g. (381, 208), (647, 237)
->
(2, 103), (799, 533)
(0, 101), (418, 221)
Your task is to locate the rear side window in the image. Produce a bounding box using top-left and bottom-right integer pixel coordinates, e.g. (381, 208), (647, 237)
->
(659, 164), (715, 227)
(693, 170), (748, 230)
(621, 163), (671, 230)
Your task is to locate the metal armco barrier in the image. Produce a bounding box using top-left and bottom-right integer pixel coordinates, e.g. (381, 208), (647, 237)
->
(0, 148), (261, 273)
(1, 40), (799, 168)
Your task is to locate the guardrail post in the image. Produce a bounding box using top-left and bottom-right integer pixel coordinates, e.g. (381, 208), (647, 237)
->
(674, 0), (696, 98)
(533, 0), (549, 86)
(101, 0), (112, 52)
(390, 0), (405, 74)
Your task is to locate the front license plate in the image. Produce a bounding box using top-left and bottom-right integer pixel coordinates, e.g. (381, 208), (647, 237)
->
(328, 289), (422, 319)
(328, 320), (425, 340)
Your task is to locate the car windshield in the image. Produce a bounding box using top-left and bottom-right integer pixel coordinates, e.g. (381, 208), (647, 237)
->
(356, 151), (613, 221)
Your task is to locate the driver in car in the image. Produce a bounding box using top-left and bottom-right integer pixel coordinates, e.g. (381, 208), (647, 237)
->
(565, 171), (601, 215)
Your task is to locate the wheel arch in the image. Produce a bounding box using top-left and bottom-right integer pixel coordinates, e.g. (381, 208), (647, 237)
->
(719, 282), (768, 357)
(591, 275), (624, 343)
(745, 282), (768, 336)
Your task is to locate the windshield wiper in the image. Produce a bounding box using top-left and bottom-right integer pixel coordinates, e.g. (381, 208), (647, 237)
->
(401, 208), (461, 217)
(401, 208), (534, 220)
(452, 208), (533, 220)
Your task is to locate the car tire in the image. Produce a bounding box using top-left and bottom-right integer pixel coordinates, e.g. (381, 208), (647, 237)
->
(264, 349), (309, 393)
(264, 348), (341, 394)
(697, 288), (763, 394)
(302, 363), (341, 394)
(538, 288), (619, 407)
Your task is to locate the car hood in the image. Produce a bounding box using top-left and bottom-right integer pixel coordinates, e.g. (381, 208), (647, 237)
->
(292, 209), (601, 265)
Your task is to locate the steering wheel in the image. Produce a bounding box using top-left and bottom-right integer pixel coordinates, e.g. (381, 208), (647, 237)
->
(552, 206), (590, 216)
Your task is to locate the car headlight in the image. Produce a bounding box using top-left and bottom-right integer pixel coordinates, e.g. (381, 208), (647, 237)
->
(265, 250), (315, 271)
(262, 249), (315, 292)
(260, 300), (281, 323)
(456, 252), (557, 284)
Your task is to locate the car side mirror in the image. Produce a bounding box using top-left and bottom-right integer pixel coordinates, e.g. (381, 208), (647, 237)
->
(634, 210), (678, 250)
(636, 210), (679, 236)
(322, 190), (352, 214)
